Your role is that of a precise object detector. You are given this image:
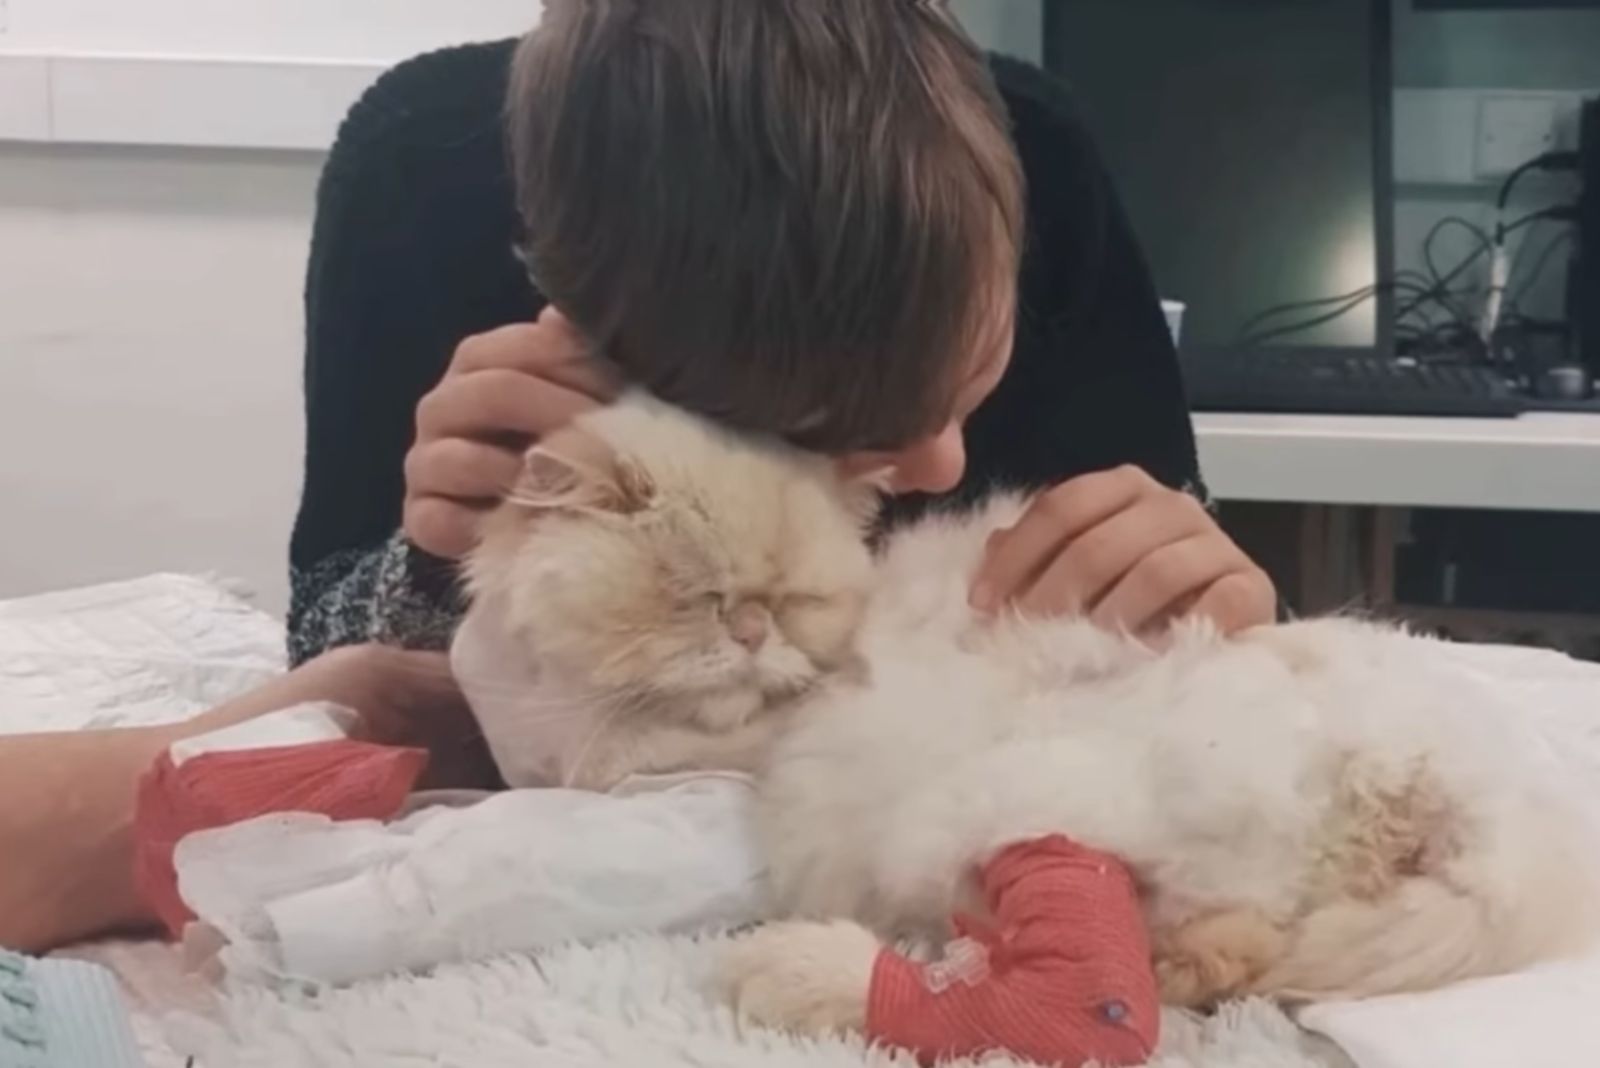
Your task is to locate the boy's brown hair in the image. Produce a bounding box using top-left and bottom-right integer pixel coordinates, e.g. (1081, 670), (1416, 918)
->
(508, 0), (1025, 452)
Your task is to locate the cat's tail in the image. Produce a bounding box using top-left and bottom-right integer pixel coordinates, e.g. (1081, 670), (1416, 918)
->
(1260, 805), (1600, 1000)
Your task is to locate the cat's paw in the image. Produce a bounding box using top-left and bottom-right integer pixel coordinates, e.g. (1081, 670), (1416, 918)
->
(721, 920), (879, 1036)
(1154, 908), (1288, 1008)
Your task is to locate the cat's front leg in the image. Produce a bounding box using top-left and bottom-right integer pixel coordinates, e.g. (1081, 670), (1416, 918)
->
(722, 920), (879, 1036)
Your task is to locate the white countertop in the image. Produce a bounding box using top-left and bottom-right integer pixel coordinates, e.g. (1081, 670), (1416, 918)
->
(1193, 412), (1600, 513)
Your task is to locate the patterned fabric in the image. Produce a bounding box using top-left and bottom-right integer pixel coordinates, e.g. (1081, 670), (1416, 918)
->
(288, 533), (464, 668)
(0, 950), (145, 1068)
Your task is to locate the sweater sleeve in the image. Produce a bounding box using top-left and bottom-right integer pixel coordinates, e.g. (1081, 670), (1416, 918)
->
(287, 534), (464, 667)
(285, 73), (457, 664)
(286, 43), (527, 665)
(963, 60), (1204, 504)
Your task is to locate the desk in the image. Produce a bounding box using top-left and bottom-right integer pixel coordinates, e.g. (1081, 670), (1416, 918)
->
(1194, 412), (1600, 514)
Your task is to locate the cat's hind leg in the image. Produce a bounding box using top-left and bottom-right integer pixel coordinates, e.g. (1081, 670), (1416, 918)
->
(1152, 907), (1290, 1008)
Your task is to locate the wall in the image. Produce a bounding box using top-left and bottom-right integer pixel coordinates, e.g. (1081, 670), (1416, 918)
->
(1391, 2), (1600, 325)
(0, 144), (319, 613)
(1393, 3), (1600, 90)
(0, 5), (1037, 616)
(1, 3), (552, 613)
(950, 0), (1042, 64)
(0, 0), (547, 150)
(0, 0), (542, 58)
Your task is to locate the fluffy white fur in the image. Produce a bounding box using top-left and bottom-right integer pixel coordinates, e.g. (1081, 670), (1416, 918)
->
(467, 398), (1600, 1040)
(464, 394), (876, 789)
(741, 492), (1600, 1031)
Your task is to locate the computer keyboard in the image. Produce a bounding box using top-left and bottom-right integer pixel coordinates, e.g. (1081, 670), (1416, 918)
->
(1182, 350), (1524, 417)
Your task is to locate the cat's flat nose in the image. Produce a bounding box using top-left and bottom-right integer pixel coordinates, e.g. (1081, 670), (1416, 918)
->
(728, 602), (770, 651)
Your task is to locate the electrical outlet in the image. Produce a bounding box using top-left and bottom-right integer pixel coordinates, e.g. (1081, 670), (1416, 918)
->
(1474, 95), (1570, 180)
(0, 0), (9, 35)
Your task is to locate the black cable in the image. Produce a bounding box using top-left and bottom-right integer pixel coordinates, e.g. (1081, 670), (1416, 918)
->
(1234, 285), (1381, 339)
(1509, 229), (1577, 314)
(1400, 292), (1479, 337)
(1423, 217), (1492, 288)
(1234, 207), (1575, 349)
(1240, 278), (1478, 349)
(1241, 217), (1491, 346)
(1394, 268), (1439, 291)
(1235, 274), (1455, 342)
(1234, 280), (1438, 340)
(1393, 268), (1470, 325)
(1477, 152), (1583, 342)
(1393, 207), (1573, 325)
(1397, 320), (1482, 358)
(1497, 150), (1581, 215)
(1414, 216), (1494, 330)
(1241, 289), (1382, 348)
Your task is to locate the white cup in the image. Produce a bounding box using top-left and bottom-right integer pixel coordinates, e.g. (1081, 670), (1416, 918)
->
(1161, 300), (1186, 346)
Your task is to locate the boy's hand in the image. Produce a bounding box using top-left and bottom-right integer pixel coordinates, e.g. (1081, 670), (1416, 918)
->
(970, 466), (1274, 636)
(332, 646), (500, 791)
(404, 308), (618, 559)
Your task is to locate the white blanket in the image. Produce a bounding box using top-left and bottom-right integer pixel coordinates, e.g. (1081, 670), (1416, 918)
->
(0, 573), (284, 735)
(5, 574), (1599, 1068)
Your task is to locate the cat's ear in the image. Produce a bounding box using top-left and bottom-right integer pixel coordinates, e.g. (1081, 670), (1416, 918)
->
(511, 430), (655, 516)
(514, 446), (596, 511)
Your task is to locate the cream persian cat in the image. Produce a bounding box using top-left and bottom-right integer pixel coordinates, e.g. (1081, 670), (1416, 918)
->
(462, 394), (877, 790)
(468, 397), (1600, 1020)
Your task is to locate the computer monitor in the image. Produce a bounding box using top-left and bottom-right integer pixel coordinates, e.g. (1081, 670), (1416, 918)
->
(1044, 0), (1394, 356)
(1415, 1), (1600, 9)
(1579, 97), (1599, 375)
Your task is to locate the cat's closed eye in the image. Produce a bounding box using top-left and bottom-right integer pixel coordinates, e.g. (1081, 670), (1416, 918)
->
(779, 593), (834, 610)
(682, 592), (728, 619)
(776, 592), (861, 652)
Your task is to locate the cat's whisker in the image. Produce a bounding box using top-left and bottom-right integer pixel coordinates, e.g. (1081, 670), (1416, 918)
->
(559, 701), (635, 789)
(448, 645), (669, 704)
(593, 632), (660, 673)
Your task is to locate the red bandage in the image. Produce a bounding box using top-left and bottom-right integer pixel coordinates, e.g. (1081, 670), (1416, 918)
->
(868, 835), (1159, 1067)
(133, 740), (427, 937)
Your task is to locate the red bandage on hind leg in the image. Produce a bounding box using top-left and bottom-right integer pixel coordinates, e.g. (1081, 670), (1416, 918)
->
(867, 835), (1159, 1067)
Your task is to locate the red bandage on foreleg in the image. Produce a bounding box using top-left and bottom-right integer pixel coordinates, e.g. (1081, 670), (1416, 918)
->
(867, 835), (1159, 1067)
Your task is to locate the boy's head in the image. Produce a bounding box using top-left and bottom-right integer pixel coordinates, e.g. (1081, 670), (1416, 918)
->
(508, 0), (1025, 472)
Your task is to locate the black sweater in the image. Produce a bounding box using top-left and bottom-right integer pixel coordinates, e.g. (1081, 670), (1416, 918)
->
(286, 42), (1201, 666)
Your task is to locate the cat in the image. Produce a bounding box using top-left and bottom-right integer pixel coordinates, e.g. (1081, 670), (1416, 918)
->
(725, 490), (1600, 1032)
(467, 397), (1600, 1027)
(461, 393), (879, 790)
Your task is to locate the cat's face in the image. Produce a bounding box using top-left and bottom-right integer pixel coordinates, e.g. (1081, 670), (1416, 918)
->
(468, 397), (878, 728)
